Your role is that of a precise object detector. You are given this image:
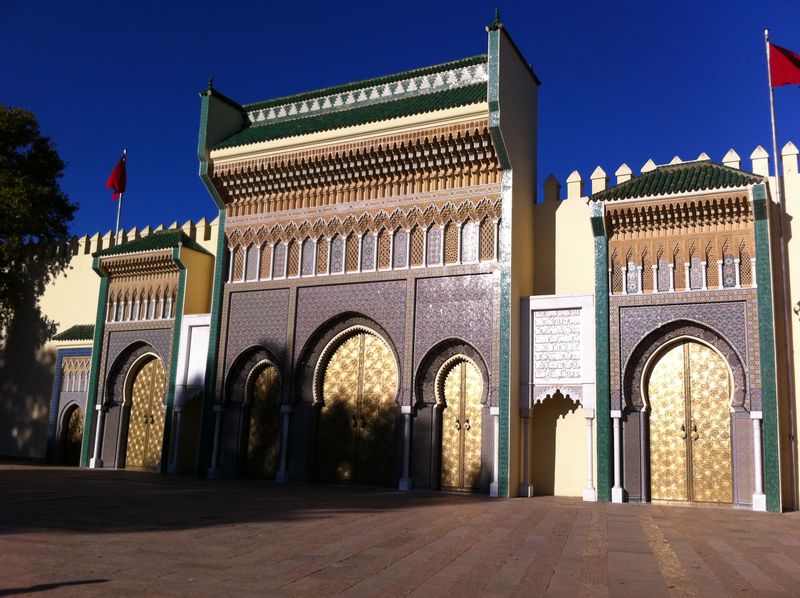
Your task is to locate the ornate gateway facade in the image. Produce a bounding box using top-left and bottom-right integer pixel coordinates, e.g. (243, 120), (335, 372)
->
(38, 18), (800, 513)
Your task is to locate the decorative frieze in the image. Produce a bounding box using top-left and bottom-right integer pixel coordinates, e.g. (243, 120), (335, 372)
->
(244, 61), (488, 127)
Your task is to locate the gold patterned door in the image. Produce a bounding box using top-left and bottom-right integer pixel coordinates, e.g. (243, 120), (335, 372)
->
(61, 406), (83, 466)
(648, 340), (732, 503)
(245, 365), (281, 478)
(126, 358), (166, 470)
(440, 359), (483, 491)
(317, 331), (397, 485)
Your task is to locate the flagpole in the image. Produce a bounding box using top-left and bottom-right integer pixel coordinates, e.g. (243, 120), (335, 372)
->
(114, 149), (127, 239)
(765, 28), (798, 511)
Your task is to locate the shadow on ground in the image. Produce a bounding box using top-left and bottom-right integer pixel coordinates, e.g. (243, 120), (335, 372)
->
(0, 465), (494, 535)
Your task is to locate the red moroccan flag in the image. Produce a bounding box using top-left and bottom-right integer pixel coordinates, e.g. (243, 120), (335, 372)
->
(770, 43), (800, 87)
(105, 151), (127, 200)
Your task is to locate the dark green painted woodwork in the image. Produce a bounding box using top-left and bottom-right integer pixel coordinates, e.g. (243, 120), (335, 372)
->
(591, 162), (762, 202)
(753, 183), (781, 512)
(79, 258), (108, 467)
(214, 84), (487, 150)
(591, 205), (612, 502)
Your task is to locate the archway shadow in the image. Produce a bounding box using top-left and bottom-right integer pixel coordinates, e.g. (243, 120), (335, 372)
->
(531, 392), (580, 496)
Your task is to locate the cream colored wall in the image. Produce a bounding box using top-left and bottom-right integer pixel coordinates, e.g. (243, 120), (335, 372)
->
(775, 143), (800, 511)
(40, 241), (101, 338)
(554, 197), (595, 295)
(179, 246), (215, 315)
(496, 28), (539, 496)
(529, 402), (596, 497)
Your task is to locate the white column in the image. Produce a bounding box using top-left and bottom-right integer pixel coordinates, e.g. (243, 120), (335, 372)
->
(311, 240), (318, 276)
(207, 404), (224, 478)
(440, 226), (446, 265)
(456, 223), (463, 265)
(751, 257), (757, 287)
(89, 404), (106, 468)
(701, 261), (708, 290)
(422, 228), (429, 267)
(276, 404), (292, 483)
(752, 411), (767, 511)
(518, 408), (532, 497)
(734, 258), (741, 288)
(584, 410), (597, 501)
(356, 234), (363, 272)
(227, 247), (234, 282)
(611, 409), (625, 503)
(490, 406), (500, 497)
(621, 266), (628, 295)
(168, 408), (183, 474)
(388, 231), (395, 269)
(399, 405), (412, 491)
(717, 260), (723, 289)
(608, 268), (613, 293)
(282, 242), (288, 278)
(684, 262), (691, 291)
(405, 228), (411, 269)
(494, 219), (500, 261)
(255, 245), (263, 280)
(668, 264), (675, 292)
(650, 264), (658, 293)
(636, 266), (643, 294)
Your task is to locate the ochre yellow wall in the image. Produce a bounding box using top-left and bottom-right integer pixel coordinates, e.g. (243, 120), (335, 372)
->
(179, 246), (215, 315)
(777, 153), (800, 511)
(529, 401), (596, 496)
(554, 196), (595, 295)
(496, 29), (539, 496)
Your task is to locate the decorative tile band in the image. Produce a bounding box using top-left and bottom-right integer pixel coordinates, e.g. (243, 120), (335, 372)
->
(246, 63), (488, 126)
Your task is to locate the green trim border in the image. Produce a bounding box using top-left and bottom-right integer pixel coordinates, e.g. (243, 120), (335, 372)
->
(79, 258), (108, 467)
(591, 202), (611, 502)
(196, 209), (226, 475)
(158, 246), (187, 472)
(486, 24), (511, 497)
(753, 183), (781, 512)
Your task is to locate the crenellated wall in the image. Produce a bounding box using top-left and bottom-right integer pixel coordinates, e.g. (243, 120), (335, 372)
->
(0, 217), (219, 460)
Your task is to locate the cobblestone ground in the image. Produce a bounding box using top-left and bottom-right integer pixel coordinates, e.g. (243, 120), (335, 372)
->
(1, 465), (800, 596)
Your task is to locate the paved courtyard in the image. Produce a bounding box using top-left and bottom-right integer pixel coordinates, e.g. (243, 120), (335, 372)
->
(1, 466), (800, 596)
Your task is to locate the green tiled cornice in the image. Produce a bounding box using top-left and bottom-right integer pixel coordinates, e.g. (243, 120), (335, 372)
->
(753, 183), (781, 512)
(213, 84), (487, 150)
(590, 162), (762, 202)
(53, 323), (95, 342)
(243, 55), (487, 112)
(80, 257), (108, 467)
(591, 201), (611, 502)
(95, 230), (211, 258)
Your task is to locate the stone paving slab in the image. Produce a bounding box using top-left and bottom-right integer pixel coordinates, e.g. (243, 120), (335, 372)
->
(1, 466), (799, 596)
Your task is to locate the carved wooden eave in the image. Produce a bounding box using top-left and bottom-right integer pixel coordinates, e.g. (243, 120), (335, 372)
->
(224, 196), (502, 249)
(605, 189), (753, 239)
(208, 120), (500, 217)
(100, 250), (179, 282)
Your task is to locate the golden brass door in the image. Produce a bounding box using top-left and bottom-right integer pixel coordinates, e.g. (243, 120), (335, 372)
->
(317, 331), (397, 485)
(245, 365), (281, 478)
(126, 358), (166, 470)
(440, 359), (483, 491)
(61, 406), (83, 466)
(648, 341), (732, 503)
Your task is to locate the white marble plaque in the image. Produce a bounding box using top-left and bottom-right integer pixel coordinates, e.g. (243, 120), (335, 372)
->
(532, 308), (582, 381)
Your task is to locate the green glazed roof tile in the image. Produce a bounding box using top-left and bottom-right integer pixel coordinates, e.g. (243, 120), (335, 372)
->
(95, 230), (212, 257)
(590, 161), (763, 202)
(213, 83), (487, 150)
(243, 55), (487, 112)
(53, 324), (94, 341)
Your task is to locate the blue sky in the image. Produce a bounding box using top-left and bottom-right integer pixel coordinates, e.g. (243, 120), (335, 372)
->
(4, 1), (800, 235)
